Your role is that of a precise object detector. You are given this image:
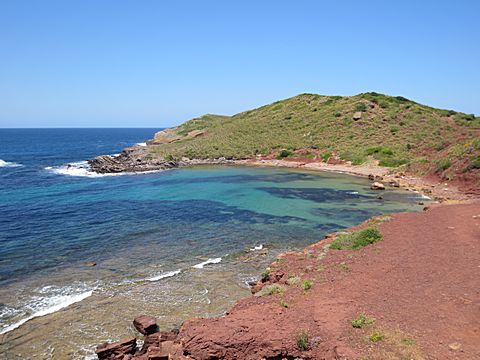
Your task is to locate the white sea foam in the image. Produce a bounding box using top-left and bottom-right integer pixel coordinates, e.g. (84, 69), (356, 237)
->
(146, 269), (181, 282)
(136, 142), (147, 146)
(45, 160), (162, 177)
(0, 290), (93, 335)
(0, 159), (22, 167)
(193, 257), (222, 269)
(250, 244), (263, 251)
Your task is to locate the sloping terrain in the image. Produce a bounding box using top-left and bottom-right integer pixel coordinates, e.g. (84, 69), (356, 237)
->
(147, 93), (480, 191)
(179, 203), (480, 360)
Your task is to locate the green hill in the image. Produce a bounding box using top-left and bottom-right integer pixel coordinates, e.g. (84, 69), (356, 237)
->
(148, 92), (480, 179)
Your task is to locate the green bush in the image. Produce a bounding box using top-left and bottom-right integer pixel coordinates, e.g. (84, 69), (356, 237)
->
(470, 155), (480, 169)
(321, 151), (332, 162)
(330, 228), (383, 250)
(296, 331), (310, 351)
(277, 149), (293, 159)
(378, 157), (408, 167)
(369, 330), (384, 342)
(436, 158), (451, 171)
(351, 314), (375, 328)
(302, 280), (312, 291)
(254, 284), (285, 297)
(355, 103), (368, 112)
(366, 146), (394, 156)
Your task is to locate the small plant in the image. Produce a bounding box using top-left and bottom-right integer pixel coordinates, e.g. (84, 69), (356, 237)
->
(355, 103), (368, 112)
(296, 330), (310, 351)
(321, 151), (332, 162)
(302, 280), (312, 291)
(369, 330), (384, 342)
(330, 228), (382, 250)
(287, 275), (300, 286)
(401, 337), (416, 346)
(335, 262), (351, 272)
(436, 158), (451, 171)
(277, 149), (293, 159)
(351, 314), (375, 328)
(261, 269), (270, 282)
(254, 284), (285, 297)
(280, 299), (289, 308)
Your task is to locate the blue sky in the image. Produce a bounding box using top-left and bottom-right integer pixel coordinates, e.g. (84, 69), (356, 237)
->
(0, 0), (479, 128)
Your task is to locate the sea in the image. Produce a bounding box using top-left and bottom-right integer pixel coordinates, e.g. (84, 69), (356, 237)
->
(0, 128), (429, 359)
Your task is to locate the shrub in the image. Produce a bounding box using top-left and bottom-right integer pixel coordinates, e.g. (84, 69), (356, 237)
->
(378, 157), (408, 167)
(366, 146), (393, 156)
(296, 331), (310, 351)
(287, 275), (300, 286)
(330, 228), (383, 250)
(355, 103), (368, 112)
(261, 270), (270, 282)
(254, 284), (285, 297)
(280, 299), (289, 308)
(277, 149), (293, 159)
(302, 280), (313, 290)
(469, 155), (480, 169)
(369, 330), (384, 342)
(321, 151), (332, 162)
(351, 314), (375, 328)
(436, 158), (451, 171)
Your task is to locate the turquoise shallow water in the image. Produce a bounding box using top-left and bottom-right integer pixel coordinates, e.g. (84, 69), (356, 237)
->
(0, 129), (427, 358)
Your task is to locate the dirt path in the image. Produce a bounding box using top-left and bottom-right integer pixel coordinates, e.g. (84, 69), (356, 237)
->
(179, 203), (480, 359)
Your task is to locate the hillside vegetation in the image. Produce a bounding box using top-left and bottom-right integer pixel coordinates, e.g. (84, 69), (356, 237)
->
(148, 92), (480, 180)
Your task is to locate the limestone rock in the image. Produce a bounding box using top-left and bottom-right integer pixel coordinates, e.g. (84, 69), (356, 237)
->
(353, 111), (362, 120)
(370, 182), (385, 190)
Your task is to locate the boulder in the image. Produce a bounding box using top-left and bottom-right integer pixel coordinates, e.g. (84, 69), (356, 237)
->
(389, 180), (400, 187)
(95, 337), (136, 360)
(133, 315), (159, 335)
(370, 182), (385, 190)
(353, 111), (362, 120)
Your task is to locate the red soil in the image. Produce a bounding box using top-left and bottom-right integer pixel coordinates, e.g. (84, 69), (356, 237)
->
(179, 203), (480, 359)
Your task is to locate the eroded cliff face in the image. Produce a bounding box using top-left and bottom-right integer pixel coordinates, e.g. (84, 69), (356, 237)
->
(88, 144), (234, 174)
(88, 146), (178, 173)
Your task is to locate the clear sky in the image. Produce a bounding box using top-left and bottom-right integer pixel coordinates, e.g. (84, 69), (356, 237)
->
(0, 0), (479, 128)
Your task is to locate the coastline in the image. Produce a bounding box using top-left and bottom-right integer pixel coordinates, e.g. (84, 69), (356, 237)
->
(89, 144), (472, 203)
(97, 200), (480, 360)
(91, 150), (479, 360)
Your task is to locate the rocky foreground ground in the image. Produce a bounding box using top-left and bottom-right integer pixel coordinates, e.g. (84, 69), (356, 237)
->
(96, 202), (480, 360)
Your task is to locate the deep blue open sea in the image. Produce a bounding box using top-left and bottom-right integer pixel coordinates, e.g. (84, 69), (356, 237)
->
(0, 128), (428, 359)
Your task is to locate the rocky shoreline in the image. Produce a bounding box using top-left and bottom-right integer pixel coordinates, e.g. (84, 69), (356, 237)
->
(95, 201), (480, 360)
(88, 143), (479, 359)
(88, 146), (237, 174)
(88, 144), (473, 203)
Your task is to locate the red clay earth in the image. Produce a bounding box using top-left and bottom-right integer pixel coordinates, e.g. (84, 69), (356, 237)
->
(99, 202), (480, 360)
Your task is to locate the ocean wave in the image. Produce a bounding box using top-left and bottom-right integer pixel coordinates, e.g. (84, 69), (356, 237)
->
(136, 142), (147, 146)
(45, 159), (163, 177)
(0, 159), (23, 167)
(192, 257), (222, 269)
(146, 269), (181, 282)
(0, 288), (93, 335)
(250, 244), (263, 251)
